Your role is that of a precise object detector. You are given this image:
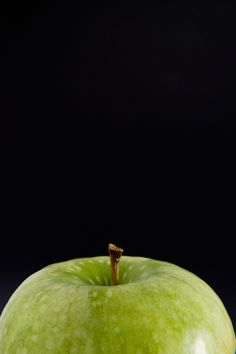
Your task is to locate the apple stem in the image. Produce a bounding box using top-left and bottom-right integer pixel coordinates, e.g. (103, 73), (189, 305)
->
(108, 243), (124, 286)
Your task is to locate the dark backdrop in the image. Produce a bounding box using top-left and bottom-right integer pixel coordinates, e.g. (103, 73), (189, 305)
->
(1, 2), (236, 329)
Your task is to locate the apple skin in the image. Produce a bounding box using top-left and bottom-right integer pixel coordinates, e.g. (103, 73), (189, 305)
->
(0, 256), (235, 353)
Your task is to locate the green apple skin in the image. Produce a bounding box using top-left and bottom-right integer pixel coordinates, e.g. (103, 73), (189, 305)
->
(0, 257), (235, 354)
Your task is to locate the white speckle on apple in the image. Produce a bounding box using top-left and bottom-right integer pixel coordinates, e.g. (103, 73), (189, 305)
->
(40, 295), (50, 302)
(32, 321), (41, 331)
(16, 347), (28, 354)
(113, 327), (120, 333)
(122, 271), (128, 279)
(31, 335), (38, 343)
(193, 337), (208, 354)
(22, 303), (29, 310)
(152, 332), (159, 343)
(46, 339), (54, 350)
(52, 285), (62, 290)
(140, 265), (147, 270)
(106, 289), (113, 297)
(52, 326), (59, 333)
(142, 272), (149, 277)
(92, 300), (101, 307)
(39, 304), (48, 313)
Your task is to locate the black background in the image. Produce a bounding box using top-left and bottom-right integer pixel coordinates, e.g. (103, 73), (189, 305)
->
(1, 2), (236, 329)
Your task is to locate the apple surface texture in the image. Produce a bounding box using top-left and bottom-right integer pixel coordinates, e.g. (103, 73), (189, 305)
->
(0, 256), (235, 353)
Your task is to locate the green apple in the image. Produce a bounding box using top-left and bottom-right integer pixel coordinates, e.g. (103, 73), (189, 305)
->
(0, 244), (235, 353)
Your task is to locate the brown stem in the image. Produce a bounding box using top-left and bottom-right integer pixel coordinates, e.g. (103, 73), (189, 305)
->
(108, 243), (124, 286)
